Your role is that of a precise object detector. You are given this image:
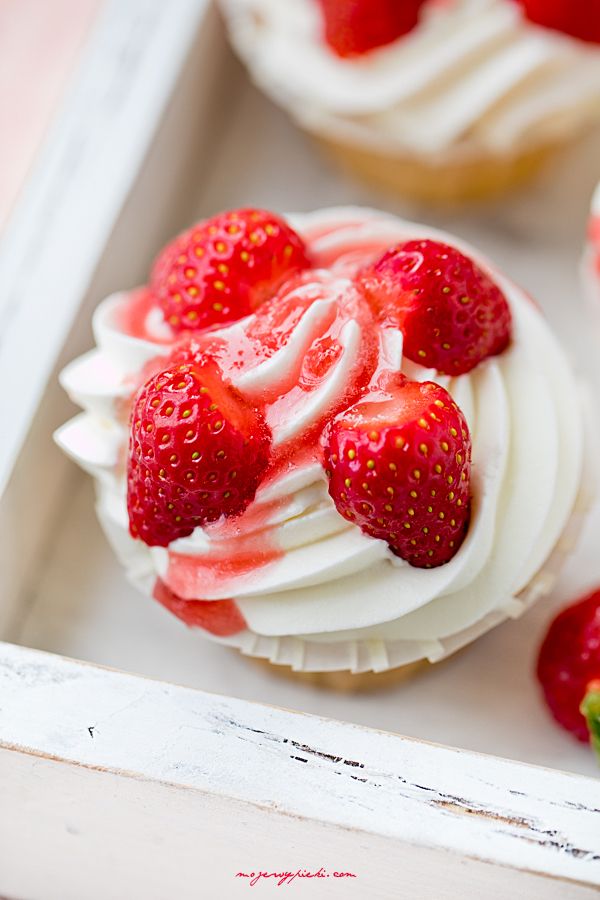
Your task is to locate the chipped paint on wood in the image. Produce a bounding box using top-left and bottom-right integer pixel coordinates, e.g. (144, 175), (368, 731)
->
(0, 640), (599, 896)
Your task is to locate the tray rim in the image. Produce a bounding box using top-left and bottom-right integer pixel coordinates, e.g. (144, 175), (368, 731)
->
(1, 639), (599, 892)
(0, 0), (211, 499)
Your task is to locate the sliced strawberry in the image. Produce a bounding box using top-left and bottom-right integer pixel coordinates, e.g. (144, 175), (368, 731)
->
(127, 358), (271, 547)
(322, 377), (471, 568)
(150, 208), (310, 333)
(517, 0), (600, 43)
(153, 579), (247, 636)
(318, 0), (426, 57)
(357, 239), (512, 375)
(537, 589), (600, 746)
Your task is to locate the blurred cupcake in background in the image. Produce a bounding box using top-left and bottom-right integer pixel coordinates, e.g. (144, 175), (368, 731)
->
(220, 0), (600, 204)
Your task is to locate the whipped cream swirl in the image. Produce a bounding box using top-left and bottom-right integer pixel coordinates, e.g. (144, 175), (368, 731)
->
(56, 208), (588, 672)
(221, 0), (600, 160)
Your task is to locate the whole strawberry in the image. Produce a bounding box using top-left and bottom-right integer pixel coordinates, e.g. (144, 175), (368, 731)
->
(151, 208), (310, 333)
(517, 0), (600, 44)
(318, 0), (426, 57)
(127, 358), (271, 547)
(322, 378), (471, 568)
(357, 239), (512, 375)
(537, 590), (600, 757)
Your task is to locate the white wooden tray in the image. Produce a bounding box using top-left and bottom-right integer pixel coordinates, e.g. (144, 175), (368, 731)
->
(1, 2), (600, 897)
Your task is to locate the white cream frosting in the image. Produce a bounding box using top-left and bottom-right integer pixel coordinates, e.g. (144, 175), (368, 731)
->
(56, 207), (589, 672)
(220, 0), (600, 160)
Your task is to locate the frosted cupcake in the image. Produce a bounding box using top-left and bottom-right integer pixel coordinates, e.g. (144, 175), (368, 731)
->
(56, 206), (591, 689)
(220, 0), (600, 203)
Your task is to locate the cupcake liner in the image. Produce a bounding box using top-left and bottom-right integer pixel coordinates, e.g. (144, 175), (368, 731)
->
(248, 655), (428, 693)
(316, 137), (564, 205)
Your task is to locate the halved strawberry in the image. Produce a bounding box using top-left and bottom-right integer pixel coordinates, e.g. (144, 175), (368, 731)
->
(127, 357), (271, 547)
(322, 377), (471, 568)
(150, 208), (310, 333)
(517, 0), (600, 43)
(357, 239), (512, 375)
(318, 0), (426, 57)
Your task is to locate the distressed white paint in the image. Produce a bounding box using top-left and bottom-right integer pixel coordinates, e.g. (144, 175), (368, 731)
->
(3, 751), (595, 900)
(0, 642), (599, 899)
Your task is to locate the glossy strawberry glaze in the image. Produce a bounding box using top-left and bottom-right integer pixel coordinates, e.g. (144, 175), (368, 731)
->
(124, 224), (420, 628)
(167, 495), (288, 601)
(115, 287), (174, 344)
(153, 579), (246, 636)
(168, 541), (283, 600)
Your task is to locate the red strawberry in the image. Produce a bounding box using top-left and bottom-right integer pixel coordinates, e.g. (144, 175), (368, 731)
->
(318, 0), (426, 57)
(153, 579), (247, 636)
(322, 377), (471, 568)
(537, 590), (600, 755)
(127, 358), (271, 547)
(517, 0), (600, 44)
(357, 240), (512, 376)
(150, 208), (310, 333)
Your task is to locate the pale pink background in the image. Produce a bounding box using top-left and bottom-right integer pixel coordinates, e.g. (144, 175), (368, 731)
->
(0, 0), (103, 231)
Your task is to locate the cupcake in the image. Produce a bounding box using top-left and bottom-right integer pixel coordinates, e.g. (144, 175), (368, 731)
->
(220, 0), (600, 203)
(56, 206), (591, 690)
